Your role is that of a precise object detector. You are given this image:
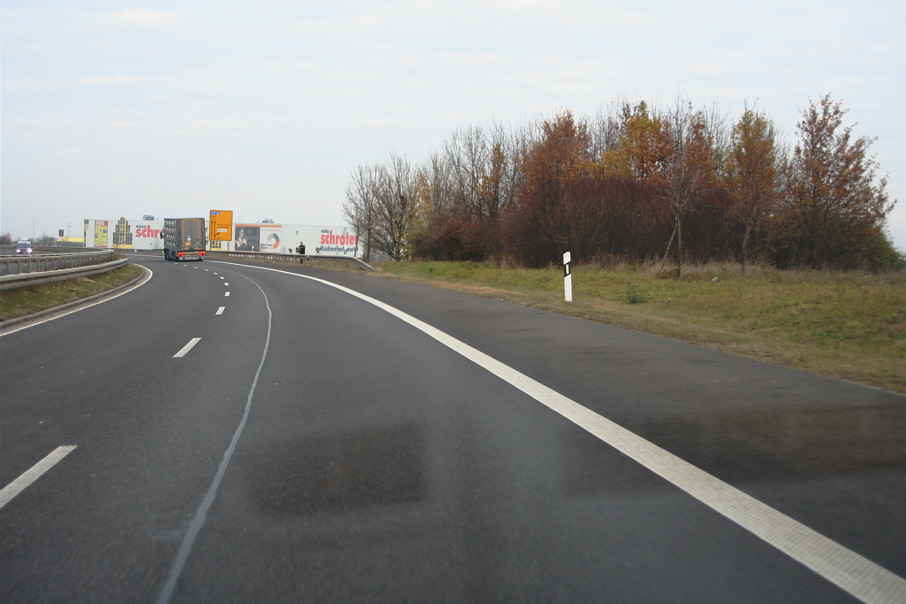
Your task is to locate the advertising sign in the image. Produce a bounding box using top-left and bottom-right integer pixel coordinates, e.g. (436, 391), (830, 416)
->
(316, 227), (358, 256)
(234, 225), (260, 251)
(94, 220), (108, 247)
(261, 226), (282, 252)
(132, 221), (163, 250)
(210, 210), (233, 241)
(80, 217), (359, 255)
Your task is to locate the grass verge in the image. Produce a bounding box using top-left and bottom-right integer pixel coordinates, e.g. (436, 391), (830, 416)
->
(0, 263), (143, 322)
(366, 260), (906, 394)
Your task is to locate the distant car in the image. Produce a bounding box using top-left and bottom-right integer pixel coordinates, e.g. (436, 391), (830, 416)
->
(15, 240), (33, 254)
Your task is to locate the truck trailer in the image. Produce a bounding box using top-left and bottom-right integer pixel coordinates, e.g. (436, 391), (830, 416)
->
(161, 217), (206, 261)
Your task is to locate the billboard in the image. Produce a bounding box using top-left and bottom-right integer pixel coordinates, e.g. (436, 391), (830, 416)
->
(234, 224), (260, 251)
(233, 225), (286, 252)
(210, 210), (233, 241)
(94, 220), (108, 247)
(261, 226), (282, 252)
(315, 227), (358, 256)
(81, 217), (359, 256)
(132, 221), (164, 250)
(83, 218), (163, 249)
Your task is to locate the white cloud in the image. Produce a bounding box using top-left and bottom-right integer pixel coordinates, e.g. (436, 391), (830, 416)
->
(110, 9), (193, 27)
(5, 79), (60, 90)
(79, 74), (139, 86)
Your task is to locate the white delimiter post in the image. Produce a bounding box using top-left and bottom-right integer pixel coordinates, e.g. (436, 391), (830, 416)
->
(563, 251), (573, 302)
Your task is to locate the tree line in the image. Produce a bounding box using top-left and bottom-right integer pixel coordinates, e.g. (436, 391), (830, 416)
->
(343, 94), (900, 273)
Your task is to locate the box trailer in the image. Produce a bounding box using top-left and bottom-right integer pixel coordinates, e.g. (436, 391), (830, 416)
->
(161, 218), (206, 261)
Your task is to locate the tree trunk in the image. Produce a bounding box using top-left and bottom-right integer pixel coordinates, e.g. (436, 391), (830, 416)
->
(660, 221), (678, 273)
(741, 224), (751, 274)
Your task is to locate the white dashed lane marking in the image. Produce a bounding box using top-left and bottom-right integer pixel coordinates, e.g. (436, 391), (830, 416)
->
(173, 338), (201, 358)
(0, 446), (77, 510)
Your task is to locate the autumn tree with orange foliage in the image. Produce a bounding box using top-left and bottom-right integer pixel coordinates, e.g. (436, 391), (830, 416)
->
(726, 104), (779, 271)
(505, 112), (592, 265)
(347, 95), (900, 271)
(593, 102), (674, 258)
(777, 94), (897, 268)
(600, 101), (670, 182)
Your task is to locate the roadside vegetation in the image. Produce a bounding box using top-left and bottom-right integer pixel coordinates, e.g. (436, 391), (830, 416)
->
(0, 263), (142, 322)
(370, 260), (906, 394)
(345, 95), (900, 275)
(341, 92), (903, 393)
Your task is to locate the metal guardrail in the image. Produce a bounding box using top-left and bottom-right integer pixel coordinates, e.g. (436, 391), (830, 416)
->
(206, 250), (373, 271)
(0, 249), (127, 291)
(0, 248), (119, 276)
(0, 258), (129, 291)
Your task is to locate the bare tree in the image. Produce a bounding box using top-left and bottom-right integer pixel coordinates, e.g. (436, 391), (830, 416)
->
(371, 154), (416, 261)
(415, 151), (454, 226)
(483, 120), (522, 221)
(658, 100), (720, 276)
(343, 164), (379, 262)
(445, 126), (490, 220)
(408, 152), (454, 258)
(588, 100), (626, 160)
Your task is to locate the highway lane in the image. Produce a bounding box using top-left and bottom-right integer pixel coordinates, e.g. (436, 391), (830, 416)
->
(302, 264), (906, 579)
(1, 255), (904, 602)
(1, 257), (272, 600)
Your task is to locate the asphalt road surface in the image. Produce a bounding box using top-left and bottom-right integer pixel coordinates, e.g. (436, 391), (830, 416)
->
(2, 255), (904, 603)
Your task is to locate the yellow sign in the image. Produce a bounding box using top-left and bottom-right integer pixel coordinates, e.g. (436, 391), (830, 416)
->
(95, 220), (108, 247)
(209, 210), (233, 241)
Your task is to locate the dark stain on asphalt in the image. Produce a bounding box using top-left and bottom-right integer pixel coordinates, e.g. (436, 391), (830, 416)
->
(243, 423), (426, 517)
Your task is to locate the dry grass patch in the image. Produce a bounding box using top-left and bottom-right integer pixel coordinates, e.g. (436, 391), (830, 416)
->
(370, 260), (906, 394)
(0, 263), (143, 321)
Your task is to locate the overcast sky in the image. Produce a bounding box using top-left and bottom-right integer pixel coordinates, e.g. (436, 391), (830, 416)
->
(2, 1), (904, 251)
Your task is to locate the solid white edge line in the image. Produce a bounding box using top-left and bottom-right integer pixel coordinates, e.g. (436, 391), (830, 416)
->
(0, 446), (77, 510)
(173, 337), (201, 358)
(209, 260), (906, 604)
